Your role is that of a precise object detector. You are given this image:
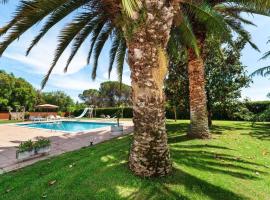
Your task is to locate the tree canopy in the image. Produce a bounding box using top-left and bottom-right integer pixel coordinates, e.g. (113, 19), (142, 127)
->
(0, 70), (37, 111)
(79, 81), (131, 107)
(0, 70), (75, 112)
(165, 37), (250, 124)
(40, 91), (75, 112)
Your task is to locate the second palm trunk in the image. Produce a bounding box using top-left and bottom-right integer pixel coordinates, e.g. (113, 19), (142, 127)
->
(187, 36), (210, 139)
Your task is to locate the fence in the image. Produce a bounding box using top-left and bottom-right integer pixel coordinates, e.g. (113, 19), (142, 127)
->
(0, 112), (66, 120)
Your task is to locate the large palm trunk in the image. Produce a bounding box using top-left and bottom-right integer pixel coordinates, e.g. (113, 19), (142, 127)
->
(126, 1), (175, 177)
(187, 35), (210, 139)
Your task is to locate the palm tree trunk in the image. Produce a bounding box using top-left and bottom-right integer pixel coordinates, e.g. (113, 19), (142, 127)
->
(187, 35), (211, 139)
(126, 1), (176, 177)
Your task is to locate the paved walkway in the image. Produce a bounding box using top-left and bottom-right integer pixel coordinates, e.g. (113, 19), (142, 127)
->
(0, 120), (133, 173)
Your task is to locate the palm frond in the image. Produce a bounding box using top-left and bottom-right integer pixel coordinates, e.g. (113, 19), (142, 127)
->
(91, 23), (113, 80)
(250, 66), (270, 77)
(41, 11), (94, 88)
(175, 15), (199, 56)
(86, 21), (106, 65)
(121, 0), (141, 19)
(64, 14), (103, 72)
(183, 2), (232, 43)
(0, 0), (68, 55)
(26, 0), (91, 55)
(108, 32), (122, 78)
(224, 17), (260, 52)
(115, 37), (127, 85)
(260, 51), (270, 60)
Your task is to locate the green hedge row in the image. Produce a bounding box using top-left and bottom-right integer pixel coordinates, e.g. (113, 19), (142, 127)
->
(72, 101), (270, 120)
(245, 101), (270, 114)
(73, 107), (189, 119)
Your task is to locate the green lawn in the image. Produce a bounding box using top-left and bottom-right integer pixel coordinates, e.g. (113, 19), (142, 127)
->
(0, 120), (23, 124)
(1, 120), (270, 200)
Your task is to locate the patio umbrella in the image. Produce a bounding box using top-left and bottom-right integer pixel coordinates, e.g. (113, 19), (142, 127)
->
(36, 104), (59, 117)
(36, 104), (59, 109)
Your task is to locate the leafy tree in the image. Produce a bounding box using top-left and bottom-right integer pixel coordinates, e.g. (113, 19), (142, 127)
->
(0, 70), (37, 111)
(169, 1), (270, 138)
(252, 95), (270, 123)
(41, 91), (74, 112)
(79, 82), (131, 107)
(166, 37), (251, 125)
(78, 89), (100, 107)
(99, 81), (131, 107)
(165, 49), (189, 121)
(205, 37), (251, 126)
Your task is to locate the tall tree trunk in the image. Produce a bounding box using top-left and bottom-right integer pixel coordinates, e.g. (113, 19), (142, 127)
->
(206, 92), (212, 127)
(208, 110), (212, 127)
(187, 34), (211, 139)
(126, 1), (176, 177)
(173, 105), (177, 122)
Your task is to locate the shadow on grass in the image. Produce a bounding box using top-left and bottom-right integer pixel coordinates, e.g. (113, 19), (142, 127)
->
(1, 129), (267, 200)
(245, 123), (270, 140)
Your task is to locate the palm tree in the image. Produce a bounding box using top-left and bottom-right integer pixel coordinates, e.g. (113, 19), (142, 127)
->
(251, 42), (270, 77)
(0, 0), (181, 177)
(170, 1), (270, 139)
(111, 1), (270, 139)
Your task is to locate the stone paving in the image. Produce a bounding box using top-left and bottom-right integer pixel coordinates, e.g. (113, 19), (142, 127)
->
(0, 120), (133, 173)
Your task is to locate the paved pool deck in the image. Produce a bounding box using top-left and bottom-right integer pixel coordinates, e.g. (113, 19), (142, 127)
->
(0, 120), (133, 174)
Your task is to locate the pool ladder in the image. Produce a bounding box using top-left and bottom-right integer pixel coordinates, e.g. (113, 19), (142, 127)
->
(50, 121), (64, 132)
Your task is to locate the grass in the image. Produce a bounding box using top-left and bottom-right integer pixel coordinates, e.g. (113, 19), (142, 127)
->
(0, 120), (270, 200)
(0, 120), (23, 124)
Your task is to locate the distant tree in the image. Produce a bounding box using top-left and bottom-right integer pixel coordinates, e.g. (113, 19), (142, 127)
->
(78, 89), (100, 107)
(0, 70), (37, 111)
(165, 37), (250, 125)
(204, 37), (251, 126)
(165, 49), (189, 121)
(99, 81), (131, 107)
(41, 91), (74, 112)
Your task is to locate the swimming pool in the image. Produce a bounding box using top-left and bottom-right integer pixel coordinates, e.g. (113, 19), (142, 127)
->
(17, 121), (116, 133)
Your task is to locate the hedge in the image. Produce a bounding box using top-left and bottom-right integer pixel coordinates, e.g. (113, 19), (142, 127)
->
(73, 107), (189, 119)
(245, 101), (270, 114)
(72, 101), (270, 121)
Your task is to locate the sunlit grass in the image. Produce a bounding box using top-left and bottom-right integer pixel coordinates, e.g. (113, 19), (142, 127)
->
(0, 120), (23, 124)
(0, 120), (269, 200)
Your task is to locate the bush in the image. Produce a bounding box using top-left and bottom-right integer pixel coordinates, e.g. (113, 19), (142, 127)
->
(57, 111), (63, 116)
(24, 112), (30, 120)
(253, 106), (270, 123)
(95, 107), (133, 118)
(34, 138), (51, 149)
(245, 101), (270, 114)
(17, 140), (34, 152)
(72, 101), (270, 122)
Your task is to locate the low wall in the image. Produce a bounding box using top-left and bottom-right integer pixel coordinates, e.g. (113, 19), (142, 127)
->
(0, 113), (9, 120)
(0, 112), (66, 120)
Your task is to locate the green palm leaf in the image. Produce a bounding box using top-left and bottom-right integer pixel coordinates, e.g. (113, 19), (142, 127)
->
(121, 0), (141, 18)
(250, 66), (270, 77)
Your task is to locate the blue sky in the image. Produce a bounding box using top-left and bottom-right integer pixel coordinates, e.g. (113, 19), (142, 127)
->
(0, 3), (269, 102)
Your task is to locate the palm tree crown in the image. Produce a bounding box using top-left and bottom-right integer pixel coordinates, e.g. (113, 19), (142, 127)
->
(1, 0), (270, 89)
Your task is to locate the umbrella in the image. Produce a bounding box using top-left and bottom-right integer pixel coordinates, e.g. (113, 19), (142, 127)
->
(36, 104), (59, 109)
(36, 104), (59, 117)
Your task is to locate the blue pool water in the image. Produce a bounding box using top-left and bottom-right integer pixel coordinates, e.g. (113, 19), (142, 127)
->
(17, 121), (116, 133)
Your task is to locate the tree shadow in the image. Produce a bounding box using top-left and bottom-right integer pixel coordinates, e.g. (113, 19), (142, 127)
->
(0, 121), (269, 199)
(1, 133), (267, 200)
(244, 123), (270, 140)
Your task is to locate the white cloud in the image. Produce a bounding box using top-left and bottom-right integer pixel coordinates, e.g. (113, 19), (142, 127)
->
(2, 23), (90, 76)
(103, 66), (131, 86)
(47, 75), (101, 91)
